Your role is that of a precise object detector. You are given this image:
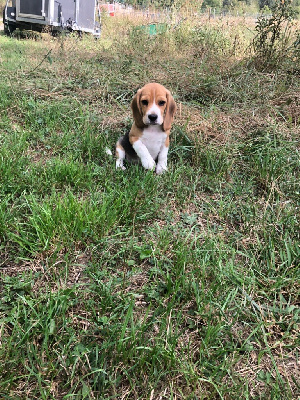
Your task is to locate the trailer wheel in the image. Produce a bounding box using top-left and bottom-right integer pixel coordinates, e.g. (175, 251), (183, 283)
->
(4, 22), (16, 36)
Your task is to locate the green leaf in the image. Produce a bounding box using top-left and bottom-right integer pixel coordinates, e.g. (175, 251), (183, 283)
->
(49, 319), (56, 335)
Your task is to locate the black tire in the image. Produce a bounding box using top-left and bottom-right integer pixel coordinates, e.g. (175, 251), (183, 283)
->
(4, 21), (16, 36)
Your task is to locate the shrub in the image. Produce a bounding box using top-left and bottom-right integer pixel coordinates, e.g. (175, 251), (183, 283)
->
(252, 0), (298, 71)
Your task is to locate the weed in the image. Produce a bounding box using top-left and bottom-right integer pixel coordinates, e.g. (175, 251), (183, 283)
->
(252, 0), (298, 70)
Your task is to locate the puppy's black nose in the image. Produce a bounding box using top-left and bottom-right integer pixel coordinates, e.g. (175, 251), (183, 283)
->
(148, 114), (158, 122)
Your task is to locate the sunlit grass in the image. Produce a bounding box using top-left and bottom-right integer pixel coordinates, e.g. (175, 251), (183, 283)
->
(0, 13), (299, 399)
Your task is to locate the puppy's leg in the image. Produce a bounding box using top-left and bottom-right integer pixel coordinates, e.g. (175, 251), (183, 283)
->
(132, 139), (156, 170)
(116, 141), (126, 170)
(156, 139), (169, 175)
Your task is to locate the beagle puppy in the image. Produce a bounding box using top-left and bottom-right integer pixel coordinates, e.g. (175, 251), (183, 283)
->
(116, 83), (176, 174)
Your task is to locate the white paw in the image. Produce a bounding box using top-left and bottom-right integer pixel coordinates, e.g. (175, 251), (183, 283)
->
(141, 157), (156, 170)
(156, 163), (168, 175)
(116, 161), (126, 170)
(105, 147), (113, 156)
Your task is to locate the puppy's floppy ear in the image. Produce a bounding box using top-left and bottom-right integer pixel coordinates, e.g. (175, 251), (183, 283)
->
(163, 91), (176, 132)
(131, 89), (144, 129)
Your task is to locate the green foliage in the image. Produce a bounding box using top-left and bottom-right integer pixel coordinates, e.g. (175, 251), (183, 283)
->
(202, 0), (223, 10)
(0, 13), (299, 399)
(252, 0), (298, 70)
(120, 0), (185, 7)
(119, 0), (299, 13)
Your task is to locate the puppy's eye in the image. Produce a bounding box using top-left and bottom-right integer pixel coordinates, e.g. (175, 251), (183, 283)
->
(158, 101), (166, 106)
(141, 100), (148, 106)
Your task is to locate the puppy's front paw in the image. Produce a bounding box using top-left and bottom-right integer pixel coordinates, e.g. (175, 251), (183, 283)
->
(141, 156), (156, 170)
(116, 160), (126, 170)
(156, 163), (168, 175)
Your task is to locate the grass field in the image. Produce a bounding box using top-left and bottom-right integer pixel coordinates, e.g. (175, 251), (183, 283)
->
(0, 11), (299, 400)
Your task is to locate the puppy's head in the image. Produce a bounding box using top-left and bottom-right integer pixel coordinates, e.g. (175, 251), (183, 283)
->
(131, 83), (176, 131)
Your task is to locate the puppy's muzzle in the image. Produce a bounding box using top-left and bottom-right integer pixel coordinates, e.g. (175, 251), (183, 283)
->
(147, 113), (158, 124)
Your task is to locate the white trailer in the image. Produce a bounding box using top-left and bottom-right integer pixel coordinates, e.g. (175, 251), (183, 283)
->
(3, 0), (101, 37)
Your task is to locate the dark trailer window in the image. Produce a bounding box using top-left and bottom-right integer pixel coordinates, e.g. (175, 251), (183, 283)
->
(20, 0), (43, 16)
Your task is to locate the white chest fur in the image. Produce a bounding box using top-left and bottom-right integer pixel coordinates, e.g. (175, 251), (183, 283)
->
(140, 125), (167, 160)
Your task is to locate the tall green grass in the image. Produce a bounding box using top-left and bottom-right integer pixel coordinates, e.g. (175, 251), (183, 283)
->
(0, 13), (299, 399)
